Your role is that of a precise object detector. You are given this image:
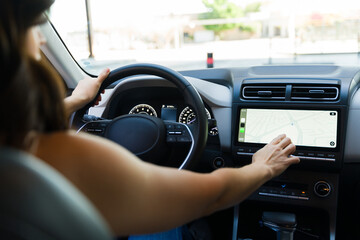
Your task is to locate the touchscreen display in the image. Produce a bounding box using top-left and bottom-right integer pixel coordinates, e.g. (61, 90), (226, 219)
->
(238, 109), (338, 148)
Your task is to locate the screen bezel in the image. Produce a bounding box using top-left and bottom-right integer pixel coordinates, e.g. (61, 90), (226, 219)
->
(234, 107), (341, 152)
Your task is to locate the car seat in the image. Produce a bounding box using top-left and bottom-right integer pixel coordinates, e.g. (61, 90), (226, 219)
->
(0, 147), (113, 240)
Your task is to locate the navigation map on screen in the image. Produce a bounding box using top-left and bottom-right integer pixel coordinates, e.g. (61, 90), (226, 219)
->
(238, 109), (338, 148)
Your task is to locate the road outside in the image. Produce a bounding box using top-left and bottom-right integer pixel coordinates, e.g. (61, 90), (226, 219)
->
(81, 38), (360, 74)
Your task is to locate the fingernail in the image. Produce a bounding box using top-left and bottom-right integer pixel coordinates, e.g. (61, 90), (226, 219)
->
(102, 68), (109, 75)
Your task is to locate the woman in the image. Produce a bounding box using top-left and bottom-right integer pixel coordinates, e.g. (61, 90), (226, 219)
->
(0, 0), (300, 237)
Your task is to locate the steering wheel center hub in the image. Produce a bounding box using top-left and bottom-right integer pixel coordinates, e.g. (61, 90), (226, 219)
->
(104, 115), (166, 160)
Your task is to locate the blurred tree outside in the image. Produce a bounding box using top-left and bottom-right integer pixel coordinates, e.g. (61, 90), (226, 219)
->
(199, 0), (260, 36)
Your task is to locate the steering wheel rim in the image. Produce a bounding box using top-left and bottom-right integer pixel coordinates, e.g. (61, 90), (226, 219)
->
(74, 63), (208, 170)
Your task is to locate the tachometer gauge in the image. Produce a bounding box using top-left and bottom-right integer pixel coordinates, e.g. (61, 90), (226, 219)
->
(129, 104), (158, 117)
(178, 106), (211, 124)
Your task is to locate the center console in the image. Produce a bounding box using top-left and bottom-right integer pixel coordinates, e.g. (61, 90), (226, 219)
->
(231, 104), (346, 240)
(229, 73), (349, 240)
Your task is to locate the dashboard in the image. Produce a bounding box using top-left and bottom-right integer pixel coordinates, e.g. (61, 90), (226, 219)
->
(86, 65), (360, 240)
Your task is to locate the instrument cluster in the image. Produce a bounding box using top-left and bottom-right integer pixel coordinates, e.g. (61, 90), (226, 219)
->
(128, 103), (218, 136)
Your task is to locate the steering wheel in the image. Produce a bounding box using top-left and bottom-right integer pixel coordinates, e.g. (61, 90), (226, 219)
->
(73, 63), (208, 170)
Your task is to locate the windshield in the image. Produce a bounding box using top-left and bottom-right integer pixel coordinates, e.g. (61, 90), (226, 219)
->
(49, 0), (360, 75)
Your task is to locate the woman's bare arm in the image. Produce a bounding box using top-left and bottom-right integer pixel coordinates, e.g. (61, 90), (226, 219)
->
(35, 132), (299, 236)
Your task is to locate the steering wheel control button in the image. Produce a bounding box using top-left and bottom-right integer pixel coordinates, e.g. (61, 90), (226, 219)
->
(165, 124), (174, 129)
(166, 136), (177, 143)
(177, 136), (191, 143)
(168, 131), (183, 135)
(314, 181), (331, 198)
(98, 122), (108, 128)
(79, 120), (111, 137)
(213, 157), (225, 169)
(165, 122), (192, 144)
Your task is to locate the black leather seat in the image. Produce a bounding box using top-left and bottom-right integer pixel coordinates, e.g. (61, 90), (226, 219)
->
(0, 147), (113, 240)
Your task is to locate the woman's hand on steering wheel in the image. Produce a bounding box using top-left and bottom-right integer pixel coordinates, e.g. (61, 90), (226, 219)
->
(64, 68), (110, 116)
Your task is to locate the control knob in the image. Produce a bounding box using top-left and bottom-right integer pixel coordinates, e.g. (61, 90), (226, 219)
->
(213, 157), (225, 169)
(314, 181), (331, 198)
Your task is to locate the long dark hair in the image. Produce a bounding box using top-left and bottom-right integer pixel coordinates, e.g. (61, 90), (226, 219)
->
(0, 0), (67, 150)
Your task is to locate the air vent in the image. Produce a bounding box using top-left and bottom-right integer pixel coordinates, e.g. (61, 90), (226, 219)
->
(242, 86), (286, 100)
(291, 86), (339, 101)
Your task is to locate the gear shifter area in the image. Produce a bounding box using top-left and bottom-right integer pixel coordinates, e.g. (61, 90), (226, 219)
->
(261, 212), (297, 240)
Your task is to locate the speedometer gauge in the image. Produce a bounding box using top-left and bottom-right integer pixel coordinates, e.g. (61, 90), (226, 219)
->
(178, 106), (211, 124)
(129, 104), (158, 117)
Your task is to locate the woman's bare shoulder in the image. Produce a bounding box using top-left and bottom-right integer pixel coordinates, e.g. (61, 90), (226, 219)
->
(38, 129), (105, 144)
(35, 130), (141, 169)
(38, 130), (124, 152)
(37, 130), (98, 155)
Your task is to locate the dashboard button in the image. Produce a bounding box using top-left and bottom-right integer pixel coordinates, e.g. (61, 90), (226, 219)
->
(248, 148), (255, 153)
(213, 157), (225, 169)
(238, 148), (245, 152)
(316, 153), (325, 158)
(300, 191), (307, 197)
(269, 189), (279, 194)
